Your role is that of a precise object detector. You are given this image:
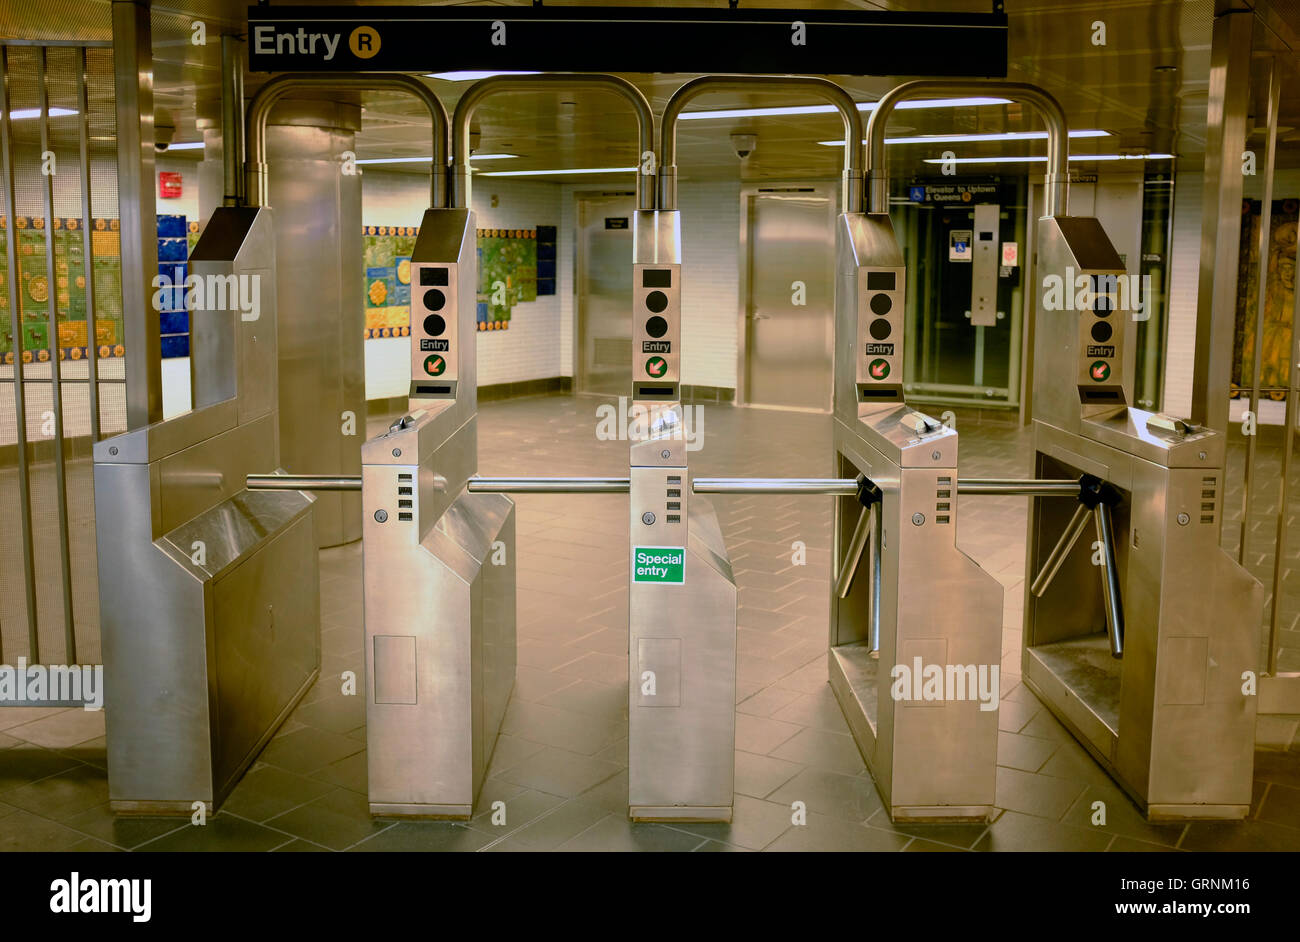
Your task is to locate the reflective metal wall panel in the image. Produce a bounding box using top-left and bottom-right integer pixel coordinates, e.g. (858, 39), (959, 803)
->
(576, 192), (634, 396)
(741, 187), (835, 412)
(266, 105), (363, 548)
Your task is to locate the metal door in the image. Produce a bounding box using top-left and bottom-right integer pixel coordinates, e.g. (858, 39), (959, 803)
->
(576, 193), (634, 396)
(741, 187), (835, 412)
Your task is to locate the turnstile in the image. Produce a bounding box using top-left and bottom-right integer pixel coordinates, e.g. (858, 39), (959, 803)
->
(626, 209), (738, 822)
(654, 77), (1004, 822)
(243, 77), (516, 819)
(824, 217), (1003, 823)
(451, 74), (737, 821)
(359, 208), (515, 818)
(1024, 205), (1266, 820)
(94, 205), (320, 814)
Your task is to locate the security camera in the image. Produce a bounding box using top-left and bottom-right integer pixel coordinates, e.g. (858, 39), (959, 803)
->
(155, 118), (175, 153)
(730, 132), (758, 160)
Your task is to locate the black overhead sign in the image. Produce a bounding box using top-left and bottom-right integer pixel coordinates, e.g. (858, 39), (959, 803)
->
(246, 6), (1008, 76)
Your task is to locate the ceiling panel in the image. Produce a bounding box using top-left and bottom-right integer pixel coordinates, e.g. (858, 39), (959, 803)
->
(4, 0), (1298, 182)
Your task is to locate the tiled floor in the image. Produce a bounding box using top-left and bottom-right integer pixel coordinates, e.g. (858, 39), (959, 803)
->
(1, 394), (1299, 852)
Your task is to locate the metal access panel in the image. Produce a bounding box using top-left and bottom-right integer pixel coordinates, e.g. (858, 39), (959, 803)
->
(93, 207), (320, 813)
(829, 211), (1002, 822)
(970, 203), (999, 327)
(628, 208), (737, 822)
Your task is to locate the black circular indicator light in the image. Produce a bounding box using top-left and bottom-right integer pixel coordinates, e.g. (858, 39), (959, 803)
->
(869, 319), (892, 340)
(645, 316), (669, 338)
(646, 290), (669, 313)
(423, 314), (446, 336)
(423, 288), (447, 311)
(869, 293), (892, 316)
(1090, 321), (1113, 343)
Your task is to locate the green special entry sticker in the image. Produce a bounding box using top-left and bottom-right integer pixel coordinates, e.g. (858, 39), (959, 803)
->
(633, 546), (685, 584)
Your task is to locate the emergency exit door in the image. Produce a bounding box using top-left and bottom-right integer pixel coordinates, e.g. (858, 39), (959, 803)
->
(741, 187), (836, 411)
(577, 193), (635, 396)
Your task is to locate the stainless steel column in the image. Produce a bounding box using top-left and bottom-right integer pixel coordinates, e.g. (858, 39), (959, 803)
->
(1239, 56), (1278, 565)
(110, 0), (162, 428)
(0, 46), (37, 661)
(265, 99), (363, 547)
(1190, 8), (1253, 438)
(36, 48), (76, 660)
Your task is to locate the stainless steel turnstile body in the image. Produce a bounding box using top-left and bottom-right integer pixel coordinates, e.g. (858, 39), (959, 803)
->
(360, 207), (516, 818)
(829, 212), (1002, 822)
(1023, 215), (1265, 820)
(93, 207), (320, 813)
(628, 209), (738, 822)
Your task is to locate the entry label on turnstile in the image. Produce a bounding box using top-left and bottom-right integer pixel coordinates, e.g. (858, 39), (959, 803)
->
(633, 546), (685, 584)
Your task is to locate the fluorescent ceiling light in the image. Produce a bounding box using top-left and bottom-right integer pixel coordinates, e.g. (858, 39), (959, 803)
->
(354, 153), (517, 165)
(921, 153), (1175, 164)
(677, 97), (1012, 122)
(166, 141), (204, 151)
(9, 107), (77, 120)
(478, 166), (636, 177)
(818, 130), (1111, 146)
(425, 70), (541, 81)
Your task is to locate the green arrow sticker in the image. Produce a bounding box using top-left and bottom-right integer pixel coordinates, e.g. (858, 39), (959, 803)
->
(645, 356), (668, 378)
(633, 546), (685, 584)
(424, 354), (447, 376)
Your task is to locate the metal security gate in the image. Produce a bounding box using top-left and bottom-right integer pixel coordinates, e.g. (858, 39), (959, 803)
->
(0, 41), (121, 697)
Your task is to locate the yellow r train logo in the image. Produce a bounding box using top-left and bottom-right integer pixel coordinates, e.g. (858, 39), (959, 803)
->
(349, 26), (381, 59)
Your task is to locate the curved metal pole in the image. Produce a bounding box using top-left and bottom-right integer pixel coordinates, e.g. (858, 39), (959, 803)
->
(865, 80), (1070, 217)
(246, 73), (449, 209)
(659, 75), (863, 212)
(451, 74), (655, 211)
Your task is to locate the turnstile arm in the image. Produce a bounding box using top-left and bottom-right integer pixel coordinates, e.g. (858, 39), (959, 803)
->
(692, 477), (1081, 497)
(246, 473), (362, 491)
(1030, 474), (1125, 658)
(1030, 503), (1091, 597)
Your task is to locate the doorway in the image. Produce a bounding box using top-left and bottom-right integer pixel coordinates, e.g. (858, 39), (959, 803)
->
(575, 192), (635, 396)
(900, 181), (1027, 408)
(739, 185), (837, 412)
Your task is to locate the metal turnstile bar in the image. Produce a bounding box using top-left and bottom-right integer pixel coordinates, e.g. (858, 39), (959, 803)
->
(1029, 503), (1091, 597)
(695, 478), (858, 495)
(1093, 503), (1125, 659)
(246, 474), (362, 491)
(245, 475), (637, 494)
(467, 477), (630, 493)
(835, 503), (874, 598)
(692, 477), (1081, 497)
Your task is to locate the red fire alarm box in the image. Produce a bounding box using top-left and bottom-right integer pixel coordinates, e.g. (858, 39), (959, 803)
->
(158, 171), (183, 199)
